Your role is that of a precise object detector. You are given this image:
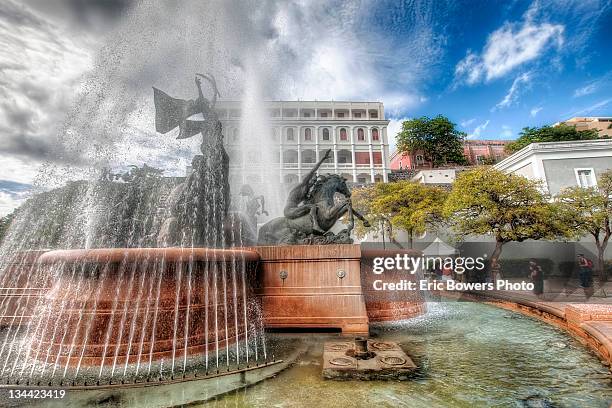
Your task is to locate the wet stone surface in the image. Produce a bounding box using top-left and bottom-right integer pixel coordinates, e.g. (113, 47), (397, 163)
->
(322, 338), (416, 380)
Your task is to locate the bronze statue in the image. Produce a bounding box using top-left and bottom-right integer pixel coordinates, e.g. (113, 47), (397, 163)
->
(284, 149), (332, 220)
(153, 73), (221, 140)
(155, 74), (230, 247)
(240, 184), (268, 224)
(258, 167), (370, 246)
(153, 74), (369, 247)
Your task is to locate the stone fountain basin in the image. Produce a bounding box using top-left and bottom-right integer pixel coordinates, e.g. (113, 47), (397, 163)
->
(360, 248), (427, 322)
(31, 247), (260, 367)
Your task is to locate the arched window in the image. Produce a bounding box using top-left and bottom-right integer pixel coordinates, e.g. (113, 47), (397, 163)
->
(304, 128), (312, 141)
(232, 128), (239, 142)
(372, 128), (379, 141)
(322, 128), (330, 141)
(340, 128), (348, 141)
(287, 128), (294, 141)
(357, 128), (365, 141)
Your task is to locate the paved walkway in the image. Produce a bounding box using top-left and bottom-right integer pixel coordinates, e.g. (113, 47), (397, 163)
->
(455, 279), (612, 366)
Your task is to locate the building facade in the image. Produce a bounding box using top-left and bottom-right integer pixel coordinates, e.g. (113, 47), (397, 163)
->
(554, 116), (612, 137)
(390, 139), (510, 170)
(215, 101), (391, 186)
(494, 139), (612, 195)
(463, 139), (510, 165)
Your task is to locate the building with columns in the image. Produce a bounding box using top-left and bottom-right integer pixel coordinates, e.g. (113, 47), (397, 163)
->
(214, 100), (391, 188)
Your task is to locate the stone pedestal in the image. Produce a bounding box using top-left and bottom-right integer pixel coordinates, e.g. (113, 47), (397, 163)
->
(322, 338), (416, 380)
(254, 245), (369, 335)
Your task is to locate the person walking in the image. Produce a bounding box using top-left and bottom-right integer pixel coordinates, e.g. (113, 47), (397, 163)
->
(577, 254), (593, 288)
(529, 259), (544, 297)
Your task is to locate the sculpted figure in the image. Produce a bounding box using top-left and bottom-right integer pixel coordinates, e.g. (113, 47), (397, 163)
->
(258, 158), (370, 246)
(154, 74), (230, 247)
(284, 149), (332, 220)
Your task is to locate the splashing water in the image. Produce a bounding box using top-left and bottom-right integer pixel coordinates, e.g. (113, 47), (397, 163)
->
(0, 0), (279, 386)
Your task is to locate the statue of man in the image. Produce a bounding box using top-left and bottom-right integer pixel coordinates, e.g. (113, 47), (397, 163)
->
(283, 148), (332, 219)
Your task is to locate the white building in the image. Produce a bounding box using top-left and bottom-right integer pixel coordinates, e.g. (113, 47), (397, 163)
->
(411, 169), (459, 185)
(215, 100), (391, 186)
(494, 139), (612, 195)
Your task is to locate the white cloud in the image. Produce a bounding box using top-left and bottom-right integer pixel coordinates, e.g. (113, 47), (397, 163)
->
(455, 6), (563, 85)
(530, 106), (543, 117)
(0, 155), (42, 185)
(467, 120), (490, 139)
(269, 1), (438, 112)
(0, 192), (25, 217)
(566, 98), (612, 117)
(573, 83), (598, 98)
(573, 72), (612, 98)
(387, 117), (409, 153)
(455, 52), (484, 85)
(0, 0), (438, 187)
(494, 72), (532, 110)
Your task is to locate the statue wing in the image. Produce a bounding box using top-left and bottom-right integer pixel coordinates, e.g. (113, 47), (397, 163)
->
(177, 119), (204, 139)
(153, 87), (199, 134)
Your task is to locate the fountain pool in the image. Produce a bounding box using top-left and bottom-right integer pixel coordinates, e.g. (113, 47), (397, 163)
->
(201, 302), (612, 408)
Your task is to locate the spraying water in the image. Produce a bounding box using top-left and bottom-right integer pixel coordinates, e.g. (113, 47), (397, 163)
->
(0, 0), (280, 386)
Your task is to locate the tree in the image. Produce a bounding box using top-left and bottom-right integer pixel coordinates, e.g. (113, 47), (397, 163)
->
(556, 169), (612, 281)
(396, 115), (468, 167)
(444, 168), (570, 277)
(505, 124), (601, 154)
(352, 185), (386, 241)
(0, 212), (14, 244)
(118, 164), (164, 182)
(352, 181), (448, 248)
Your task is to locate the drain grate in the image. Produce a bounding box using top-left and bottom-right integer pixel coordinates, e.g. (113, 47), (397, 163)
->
(380, 356), (406, 366)
(329, 357), (355, 367)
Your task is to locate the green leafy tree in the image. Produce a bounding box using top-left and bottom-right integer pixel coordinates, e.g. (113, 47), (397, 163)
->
(352, 181), (448, 248)
(506, 124), (601, 154)
(556, 169), (612, 281)
(352, 185), (385, 239)
(396, 115), (468, 167)
(444, 168), (570, 277)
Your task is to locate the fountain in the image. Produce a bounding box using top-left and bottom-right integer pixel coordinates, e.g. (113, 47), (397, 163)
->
(0, 70), (425, 390)
(0, 74), (273, 388)
(0, 3), (608, 406)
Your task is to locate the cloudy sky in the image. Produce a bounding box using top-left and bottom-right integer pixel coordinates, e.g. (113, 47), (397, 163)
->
(0, 0), (611, 215)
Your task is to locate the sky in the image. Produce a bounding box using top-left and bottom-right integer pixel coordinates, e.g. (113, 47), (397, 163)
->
(0, 0), (611, 215)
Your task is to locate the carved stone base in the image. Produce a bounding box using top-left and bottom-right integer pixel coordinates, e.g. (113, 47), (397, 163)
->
(253, 245), (369, 335)
(322, 338), (417, 380)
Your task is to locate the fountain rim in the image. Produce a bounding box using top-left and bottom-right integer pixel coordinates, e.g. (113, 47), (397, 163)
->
(36, 247), (261, 264)
(0, 360), (283, 390)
